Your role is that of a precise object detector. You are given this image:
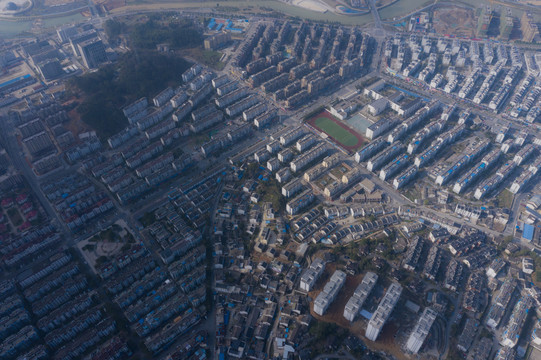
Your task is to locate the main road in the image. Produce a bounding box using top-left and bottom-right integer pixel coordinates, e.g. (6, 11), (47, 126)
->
(369, 0), (382, 32)
(0, 112), (70, 237)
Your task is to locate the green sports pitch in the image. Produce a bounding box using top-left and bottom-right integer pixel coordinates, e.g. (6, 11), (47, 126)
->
(307, 111), (364, 151)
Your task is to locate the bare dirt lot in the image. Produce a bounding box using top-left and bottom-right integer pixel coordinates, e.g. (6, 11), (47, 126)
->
(432, 6), (476, 38)
(308, 265), (410, 360)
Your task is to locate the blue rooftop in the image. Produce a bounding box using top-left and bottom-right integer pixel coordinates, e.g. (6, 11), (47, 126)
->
(0, 74), (31, 89)
(523, 224), (535, 241)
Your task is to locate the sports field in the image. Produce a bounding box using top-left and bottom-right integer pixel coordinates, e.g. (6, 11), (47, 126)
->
(306, 110), (365, 152)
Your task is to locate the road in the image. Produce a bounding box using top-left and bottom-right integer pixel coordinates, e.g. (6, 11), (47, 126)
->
(375, 70), (540, 238)
(418, 204), (504, 238)
(157, 181), (224, 360)
(81, 168), (147, 247)
(129, 161), (226, 221)
(4, 10), (537, 360)
(314, 352), (356, 360)
(0, 112), (69, 237)
(505, 191), (529, 236)
(352, 162), (412, 205)
(368, 0), (382, 33)
(298, 93), (507, 239)
(380, 69), (537, 134)
(204, 179), (225, 360)
(265, 290), (286, 356)
(439, 293), (462, 360)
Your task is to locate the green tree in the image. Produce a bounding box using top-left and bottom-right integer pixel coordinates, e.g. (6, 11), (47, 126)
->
(309, 320), (338, 339)
(129, 19), (203, 49)
(96, 256), (108, 265)
(104, 19), (124, 41)
(69, 51), (191, 139)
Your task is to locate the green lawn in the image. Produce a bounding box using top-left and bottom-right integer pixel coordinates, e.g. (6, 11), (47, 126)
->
(314, 117), (359, 147)
(6, 208), (22, 227)
(497, 189), (514, 209)
(184, 47), (225, 71)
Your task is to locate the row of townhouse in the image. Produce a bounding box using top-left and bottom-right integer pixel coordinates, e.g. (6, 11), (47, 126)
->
(145, 118), (176, 140)
(144, 312), (201, 354)
(94, 244), (146, 279)
(65, 136), (101, 163)
(0, 225), (55, 257)
(31, 275), (88, 318)
(123, 282), (178, 323)
(3, 232), (61, 267)
(135, 152), (174, 178)
(37, 293), (94, 333)
(23, 263), (79, 302)
(17, 251), (71, 289)
(44, 307), (103, 349)
(85, 336), (131, 360)
(0, 325), (39, 360)
(113, 268), (168, 310)
(116, 180), (150, 204)
(102, 255), (157, 290)
(52, 317), (116, 360)
(125, 141), (163, 168)
(132, 295), (191, 337)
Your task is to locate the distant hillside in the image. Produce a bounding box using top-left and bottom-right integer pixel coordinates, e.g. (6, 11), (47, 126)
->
(68, 51), (191, 139)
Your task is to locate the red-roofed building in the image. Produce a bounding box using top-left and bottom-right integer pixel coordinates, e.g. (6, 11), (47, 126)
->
(20, 202), (33, 214)
(26, 210), (38, 222)
(1, 198), (14, 208)
(18, 221), (31, 232)
(16, 193), (28, 205)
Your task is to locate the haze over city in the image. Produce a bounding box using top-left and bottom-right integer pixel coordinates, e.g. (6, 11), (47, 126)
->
(1, 0), (541, 359)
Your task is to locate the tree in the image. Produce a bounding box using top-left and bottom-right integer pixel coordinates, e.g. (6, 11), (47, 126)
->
(309, 320), (338, 339)
(104, 19), (124, 41)
(129, 19), (203, 50)
(345, 245), (360, 260)
(96, 256), (108, 265)
(82, 244), (95, 252)
(69, 51), (191, 139)
(244, 162), (260, 178)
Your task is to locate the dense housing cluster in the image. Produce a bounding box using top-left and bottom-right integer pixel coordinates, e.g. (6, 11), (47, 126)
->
(1, 3), (541, 359)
